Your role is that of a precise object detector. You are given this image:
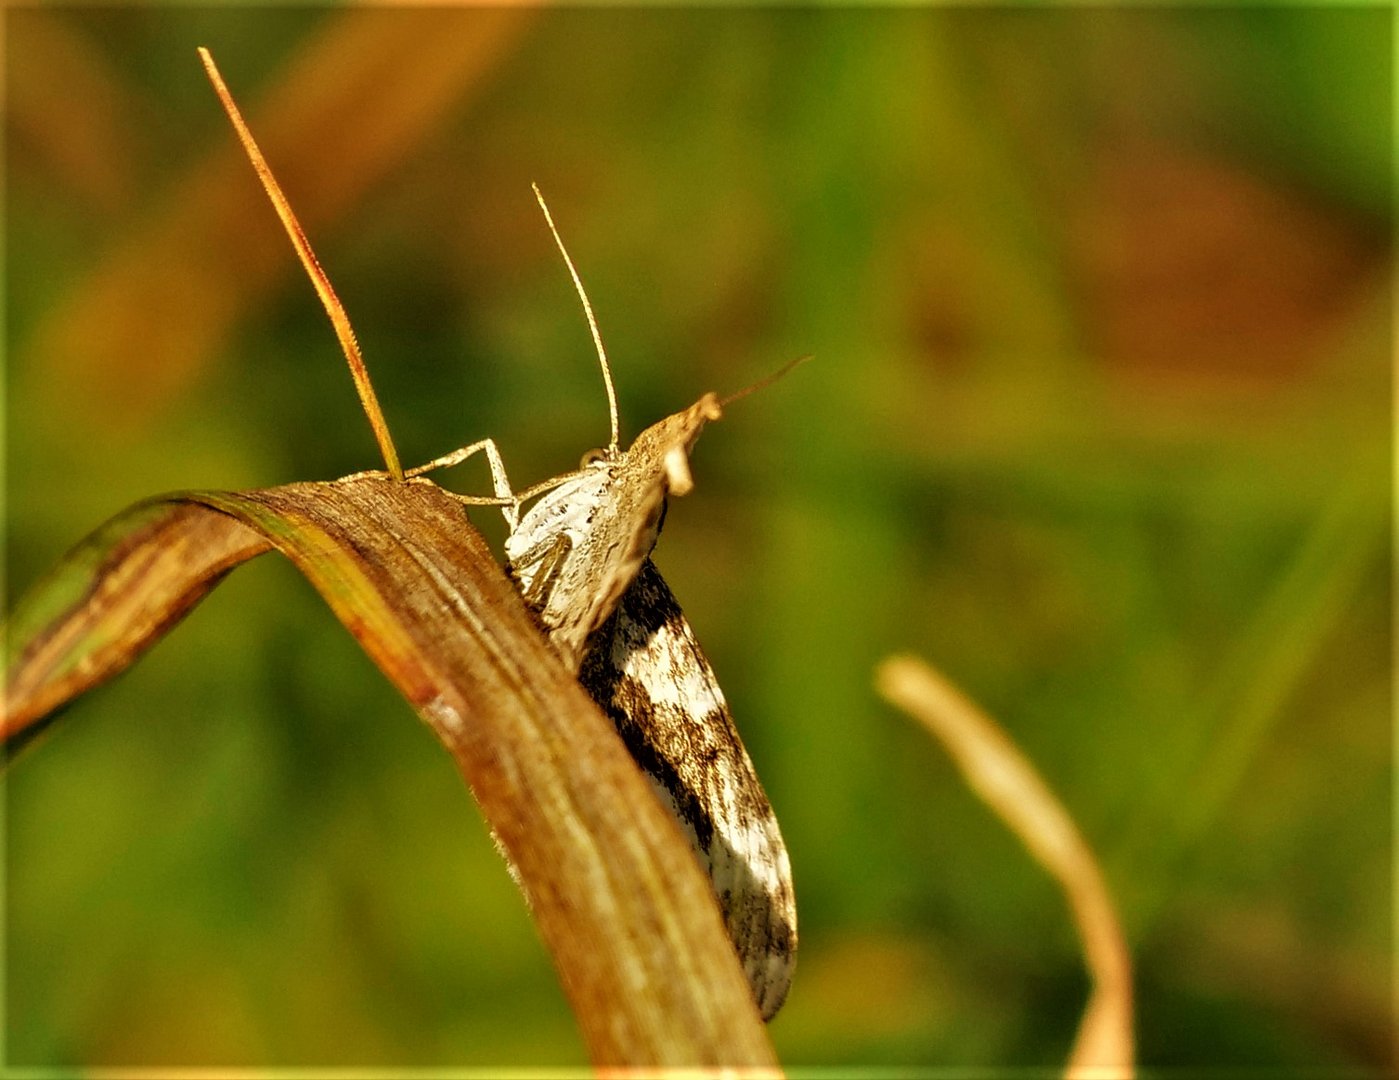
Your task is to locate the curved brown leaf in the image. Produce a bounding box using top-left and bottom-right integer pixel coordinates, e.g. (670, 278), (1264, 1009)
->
(4, 474), (777, 1069)
(4, 499), (271, 746)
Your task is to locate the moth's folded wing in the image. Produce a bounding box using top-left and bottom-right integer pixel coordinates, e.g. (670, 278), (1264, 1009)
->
(580, 560), (797, 1020)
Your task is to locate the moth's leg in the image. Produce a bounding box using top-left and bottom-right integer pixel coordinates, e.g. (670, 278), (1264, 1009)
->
(509, 532), (573, 612)
(408, 438), (519, 530)
(512, 469), (587, 507)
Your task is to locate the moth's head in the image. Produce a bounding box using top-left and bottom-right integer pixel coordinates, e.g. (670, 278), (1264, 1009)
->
(578, 446), (614, 470)
(625, 392), (724, 498)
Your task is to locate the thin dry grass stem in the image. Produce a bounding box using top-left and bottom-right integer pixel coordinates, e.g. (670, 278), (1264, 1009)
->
(875, 654), (1135, 1079)
(198, 47), (404, 480)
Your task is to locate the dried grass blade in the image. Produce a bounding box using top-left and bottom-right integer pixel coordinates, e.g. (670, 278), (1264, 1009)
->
(4, 476), (776, 1068)
(4, 500), (270, 746)
(876, 653), (1134, 1078)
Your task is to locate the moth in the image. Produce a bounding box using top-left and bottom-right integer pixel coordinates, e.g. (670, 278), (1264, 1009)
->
(406, 189), (800, 1021)
(200, 48), (797, 1020)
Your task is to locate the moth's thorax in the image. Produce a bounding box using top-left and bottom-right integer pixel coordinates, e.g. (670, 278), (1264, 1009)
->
(501, 393), (722, 671)
(505, 463), (617, 566)
(504, 455), (664, 668)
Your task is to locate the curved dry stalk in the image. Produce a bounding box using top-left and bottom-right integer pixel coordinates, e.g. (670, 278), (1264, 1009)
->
(876, 654), (1134, 1079)
(5, 476), (777, 1069)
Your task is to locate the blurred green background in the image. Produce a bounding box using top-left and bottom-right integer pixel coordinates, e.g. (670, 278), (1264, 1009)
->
(5, 7), (1391, 1072)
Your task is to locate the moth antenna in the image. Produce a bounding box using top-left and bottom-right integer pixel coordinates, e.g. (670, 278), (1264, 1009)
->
(197, 47), (404, 481)
(719, 353), (812, 407)
(532, 183), (620, 454)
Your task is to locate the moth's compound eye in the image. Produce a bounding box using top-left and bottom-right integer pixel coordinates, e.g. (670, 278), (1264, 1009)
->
(580, 447), (608, 468)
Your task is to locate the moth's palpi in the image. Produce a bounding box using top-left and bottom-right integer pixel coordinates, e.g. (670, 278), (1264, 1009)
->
(200, 48), (797, 1020)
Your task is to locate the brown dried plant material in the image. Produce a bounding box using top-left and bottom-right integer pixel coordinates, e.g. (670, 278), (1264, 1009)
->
(4, 475), (777, 1070)
(876, 654), (1134, 1079)
(22, 8), (536, 431)
(7, 10), (145, 212)
(3, 500), (270, 743)
(198, 46), (404, 480)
